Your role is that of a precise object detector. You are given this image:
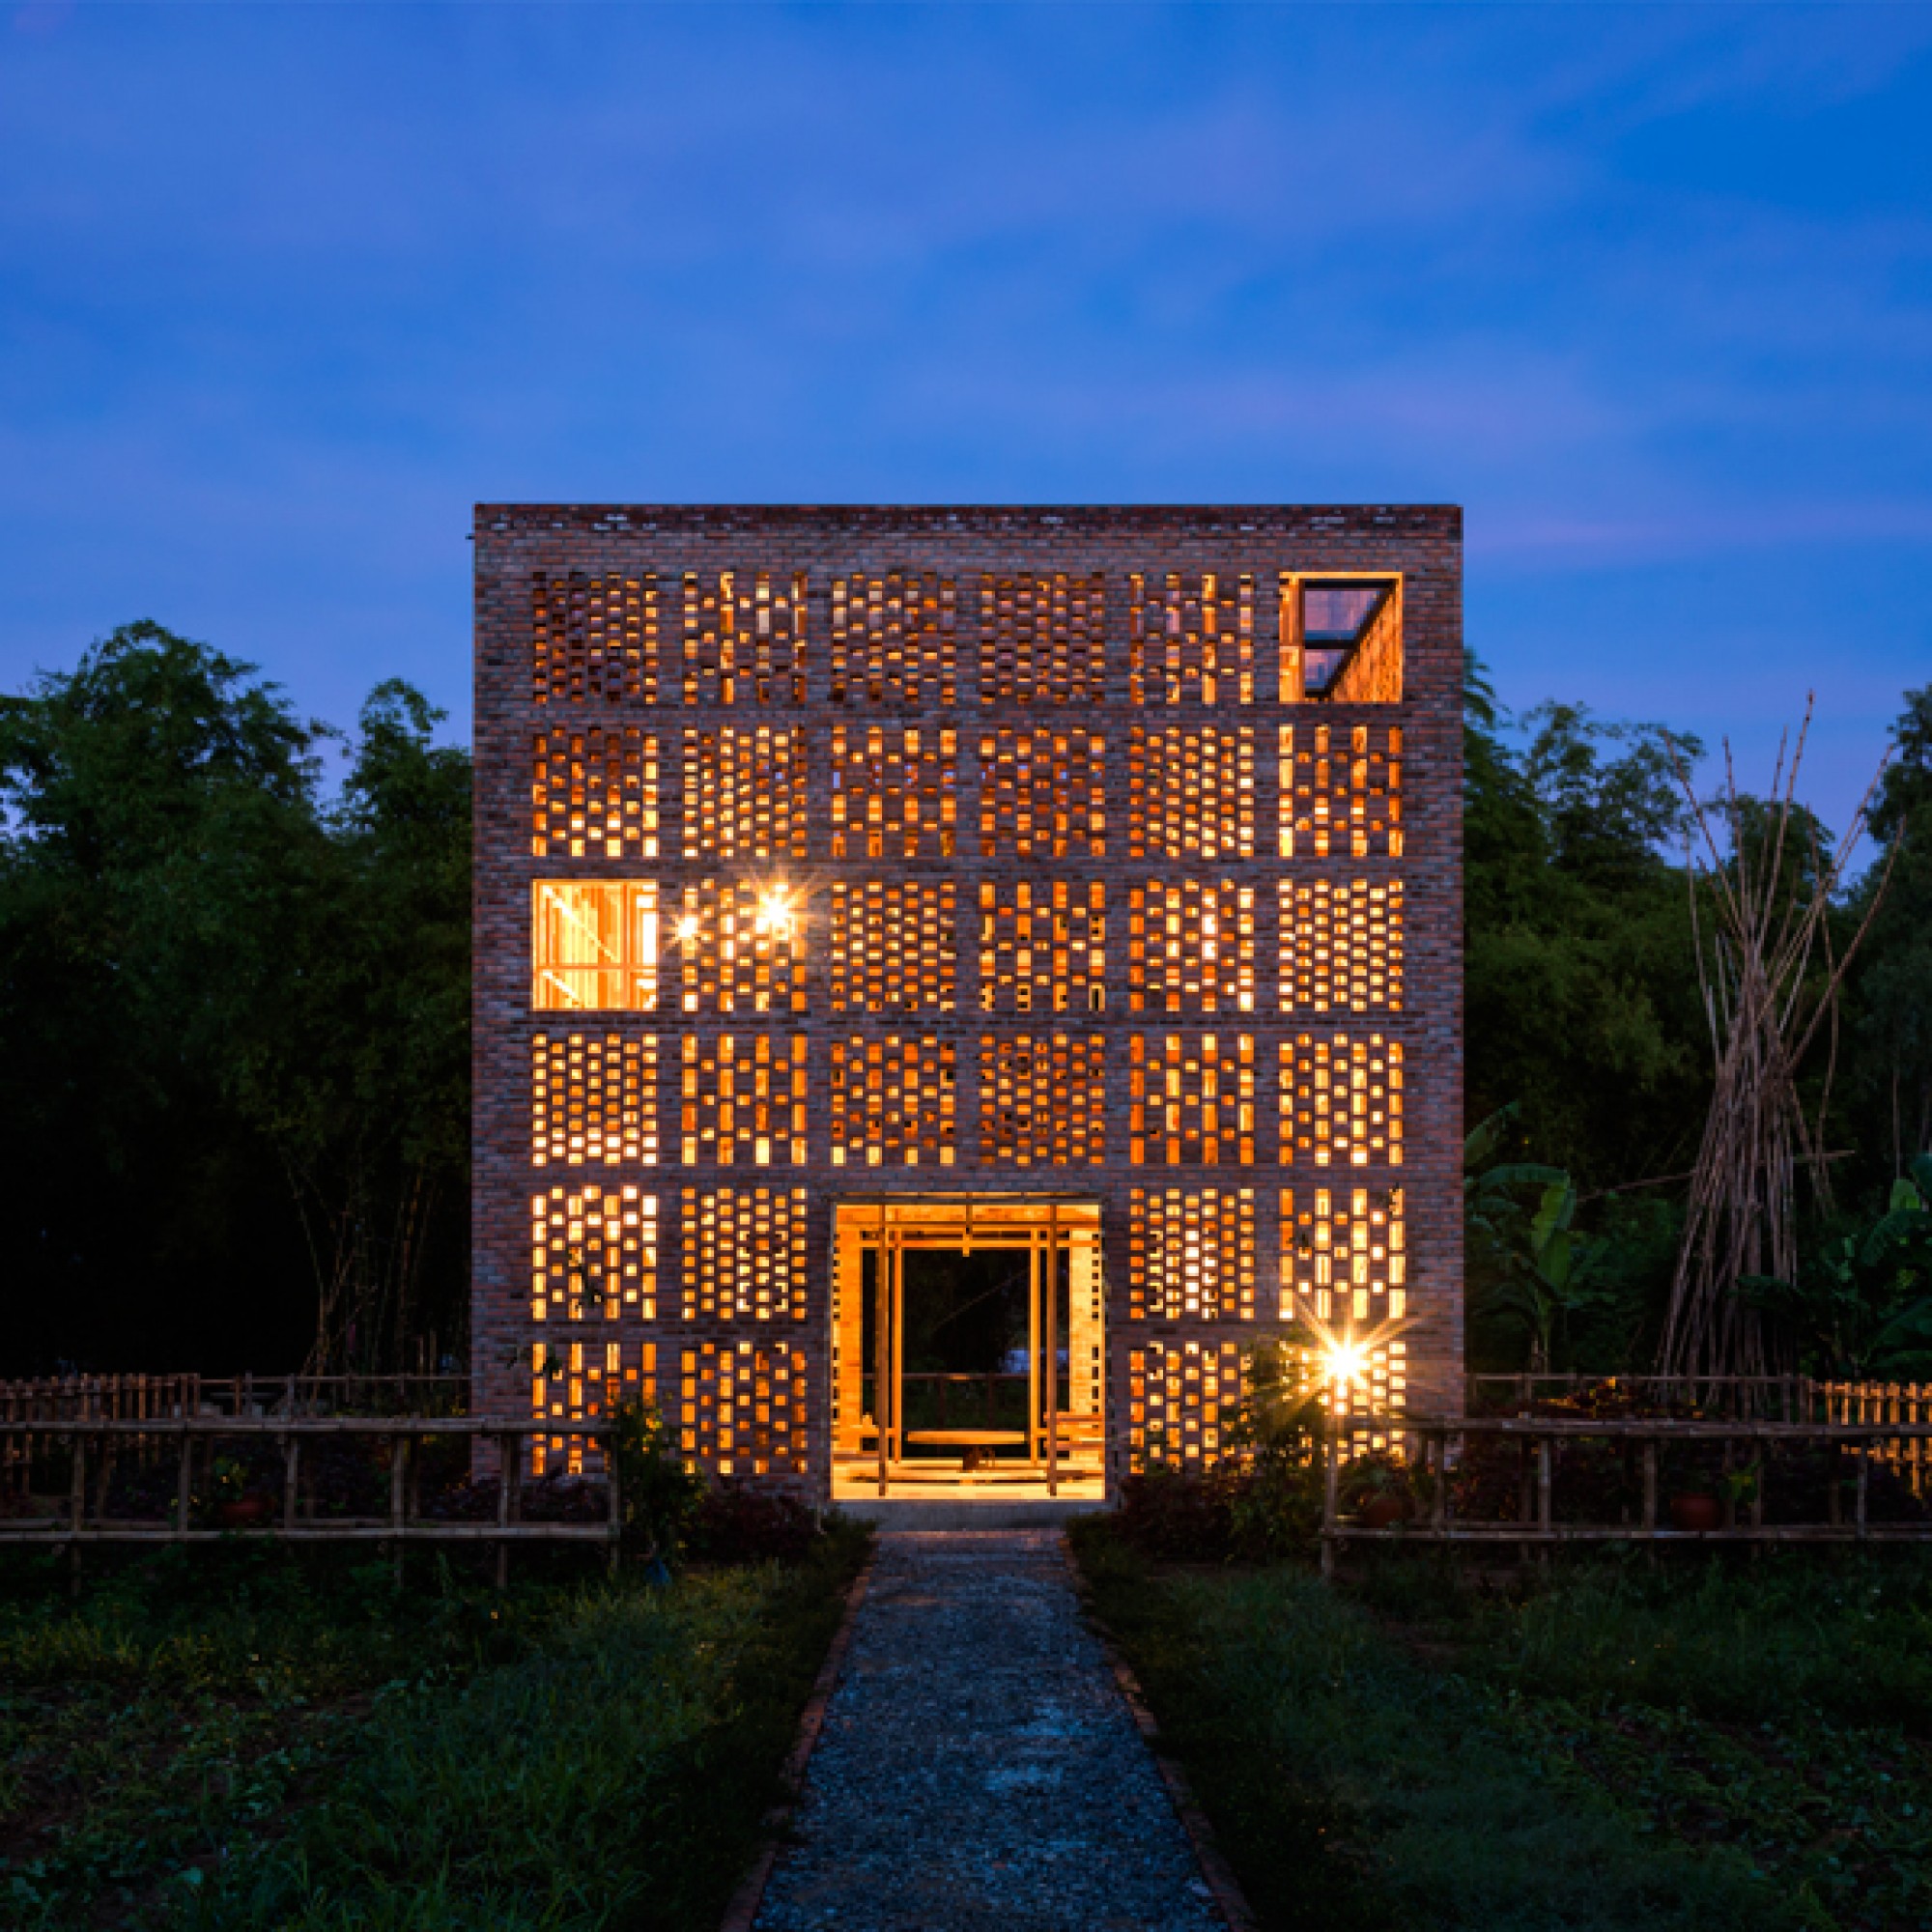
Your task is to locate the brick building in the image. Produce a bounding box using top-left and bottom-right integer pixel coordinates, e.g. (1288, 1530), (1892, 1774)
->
(472, 505), (1462, 1501)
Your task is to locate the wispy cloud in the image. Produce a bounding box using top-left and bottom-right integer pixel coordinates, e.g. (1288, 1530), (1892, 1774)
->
(0, 3), (1925, 831)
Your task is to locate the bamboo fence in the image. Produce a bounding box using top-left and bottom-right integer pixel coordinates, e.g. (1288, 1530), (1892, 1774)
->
(0, 1414), (612, 1588)
(0, 1374), (468, 1495)
(1464, 1374), (1932, 1495)
(1324, 1409), (1932, 1575)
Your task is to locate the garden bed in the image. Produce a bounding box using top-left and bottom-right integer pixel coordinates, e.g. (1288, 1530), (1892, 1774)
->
(1070, 1518), (1932, 1931)
(0, 1519), (870, 1930)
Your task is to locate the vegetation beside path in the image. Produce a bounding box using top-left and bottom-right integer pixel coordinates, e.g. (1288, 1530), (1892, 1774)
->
(0, 1522), (868, 1931)
(1072, 1520), (1932, 1932)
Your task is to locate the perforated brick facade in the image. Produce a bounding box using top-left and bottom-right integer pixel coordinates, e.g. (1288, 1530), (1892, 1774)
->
(474, 505), (1463, 1493)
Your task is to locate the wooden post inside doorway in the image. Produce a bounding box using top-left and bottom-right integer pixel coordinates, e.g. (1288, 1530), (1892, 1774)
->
(1045, 1205), (1060, 1497)
(874, 1203), (889, 1497)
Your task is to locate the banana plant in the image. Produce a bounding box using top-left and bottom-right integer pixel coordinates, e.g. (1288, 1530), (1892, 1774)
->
(1465, 1107), (1605, 1372)
(1740, 1153), (1932, 1377)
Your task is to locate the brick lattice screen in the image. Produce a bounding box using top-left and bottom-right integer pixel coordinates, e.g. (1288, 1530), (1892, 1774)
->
(474, 505), (1463, 1494)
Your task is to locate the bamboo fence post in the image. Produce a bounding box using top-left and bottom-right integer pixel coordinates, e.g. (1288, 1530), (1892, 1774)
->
(1857, 1445), (1869, 1541)
(605, 1424), (623, 1578)
(1321, 1417), (1340, 1580)
(95, 1397), (115, 1523)
(68, 1431), (85, 1595)
(1538, 1438), (1553, 1564)
(1641, 1437), (1659, 1567)
(177, 1430), (192, 1539)
(499, 1431), (526, 1590)
(282, 1434), (299, 1533)
(495, 1433), (512, 1590)
(1519, 1438), (1534, 1567)
(1430, 1427), (1446, 1532)
(389, 1432), (409, 1588)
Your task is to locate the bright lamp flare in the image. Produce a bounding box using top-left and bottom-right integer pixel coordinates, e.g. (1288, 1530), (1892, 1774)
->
(673, 915), (700, 946)
(1290, 1300), (1410, 1414)
(756, 886), (796, 937)
(1323, 1338), (1370, 1387)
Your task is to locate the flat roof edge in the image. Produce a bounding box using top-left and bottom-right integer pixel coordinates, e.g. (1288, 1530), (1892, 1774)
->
(472, 502), (1463, 536)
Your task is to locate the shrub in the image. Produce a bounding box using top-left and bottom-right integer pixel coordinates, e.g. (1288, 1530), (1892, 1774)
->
(685, 1483), (823, 1565)
(1116, 1456), (1323, 1564)
(609, 1398), (705, 1562)
(1117, 1463), (1238, 1561)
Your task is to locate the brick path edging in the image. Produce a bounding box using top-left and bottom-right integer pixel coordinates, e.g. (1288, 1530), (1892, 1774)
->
(1061, 1540), (1261, 1932)
(719, 1545), (879, 1932)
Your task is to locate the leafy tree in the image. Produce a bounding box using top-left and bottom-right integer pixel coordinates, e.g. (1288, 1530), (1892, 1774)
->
(1845, 685), (1932, 1178)
(1463, 655), (1712, 1193)
(0, 625), (468, 1376)
(229, 680), (471, 1371)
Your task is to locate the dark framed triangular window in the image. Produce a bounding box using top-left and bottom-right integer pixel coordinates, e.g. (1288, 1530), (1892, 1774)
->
(1282, 576), (1403, 702)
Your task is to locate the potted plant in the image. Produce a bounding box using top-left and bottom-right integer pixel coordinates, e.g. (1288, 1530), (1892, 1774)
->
(206, 1455), (272, 1529)
(1342, 1451), (1412, 1529)
(1667, 1468), (1721, 1533)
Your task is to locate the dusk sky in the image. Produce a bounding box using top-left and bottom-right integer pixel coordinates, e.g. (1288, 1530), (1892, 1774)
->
(3, 3), (1929, 835)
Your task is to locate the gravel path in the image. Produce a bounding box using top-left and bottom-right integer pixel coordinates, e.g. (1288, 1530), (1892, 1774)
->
(753, 1529), (1224, 1932)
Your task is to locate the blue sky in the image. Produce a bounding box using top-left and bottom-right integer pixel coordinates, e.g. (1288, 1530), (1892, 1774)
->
(3, 3), (1929, 833)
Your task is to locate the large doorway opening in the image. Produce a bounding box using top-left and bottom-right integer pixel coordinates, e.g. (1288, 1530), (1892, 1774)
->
(830, 1199), (1104, 1501)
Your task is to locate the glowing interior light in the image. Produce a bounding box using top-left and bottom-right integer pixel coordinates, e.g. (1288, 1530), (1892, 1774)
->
(674, 915), (700, 946)
(757, 886), (796, 937)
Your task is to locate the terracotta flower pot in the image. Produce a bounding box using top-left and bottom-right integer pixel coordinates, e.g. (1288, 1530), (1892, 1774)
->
(1360, 1494), (1407, 1530)
(1668, 1492), (1721, 1534)
(219, 1494), (272, 1529)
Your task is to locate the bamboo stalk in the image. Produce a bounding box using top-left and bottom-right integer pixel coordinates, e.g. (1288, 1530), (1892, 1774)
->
(1661, 708), (1895, 1378)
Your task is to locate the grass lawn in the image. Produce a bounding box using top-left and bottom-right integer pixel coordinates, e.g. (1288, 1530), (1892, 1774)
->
(1071, 1521), (1932, 1932)
(0, 1522), (869, 1930)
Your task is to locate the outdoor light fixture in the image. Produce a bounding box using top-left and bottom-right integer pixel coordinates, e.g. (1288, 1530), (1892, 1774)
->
(674, 914), (700, 946)
(1321, 1335), (1370, 1390)
(1292, 1300), (1409, 1414)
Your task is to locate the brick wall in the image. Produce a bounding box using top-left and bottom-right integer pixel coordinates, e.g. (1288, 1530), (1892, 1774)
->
(473, 505), (1463, 1493)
